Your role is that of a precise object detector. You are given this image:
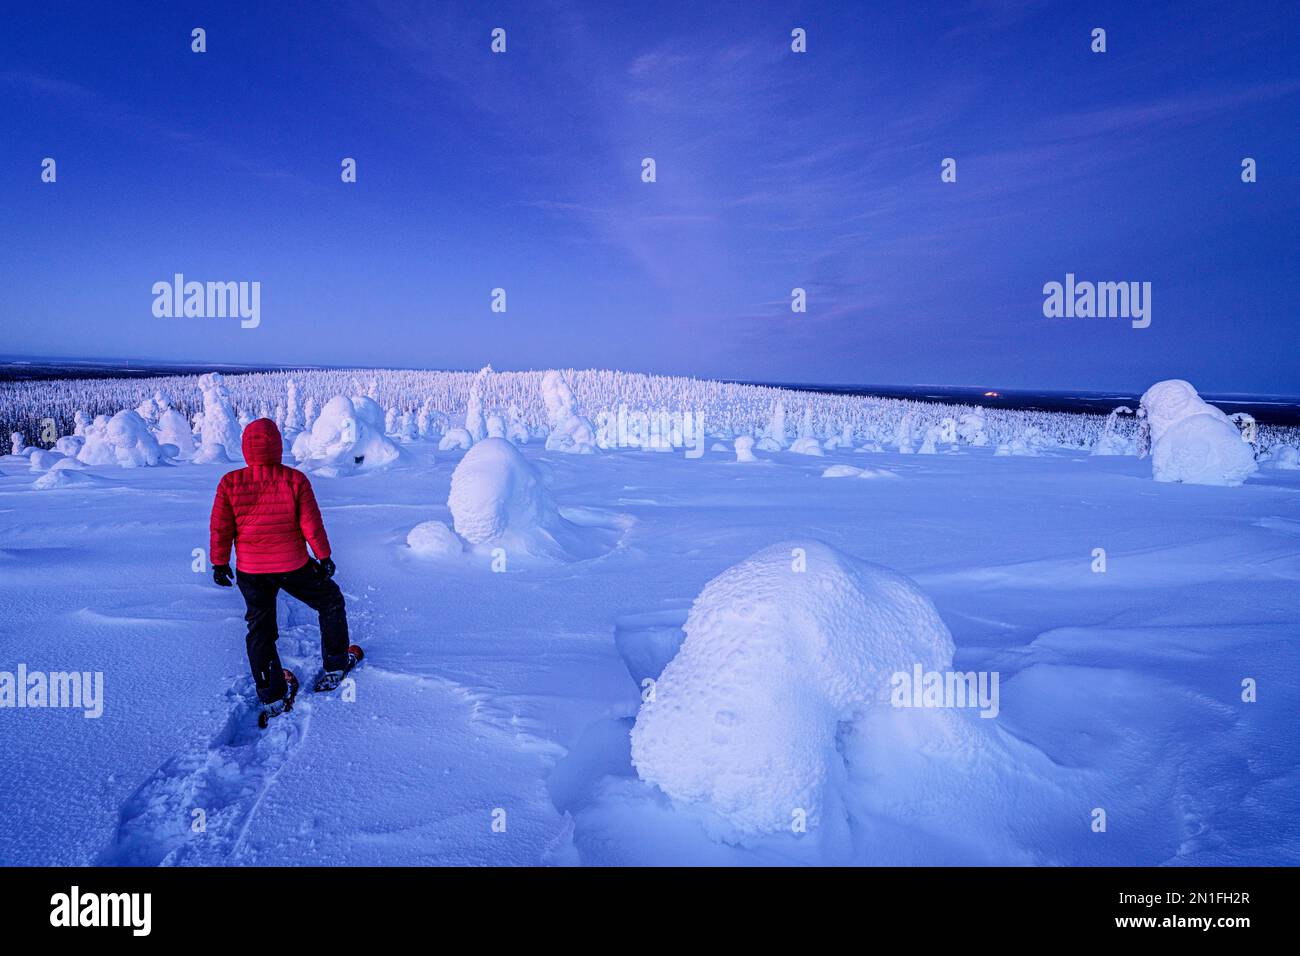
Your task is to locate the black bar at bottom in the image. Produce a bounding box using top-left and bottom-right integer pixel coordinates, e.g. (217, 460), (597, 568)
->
(0, 866), (1279, 940)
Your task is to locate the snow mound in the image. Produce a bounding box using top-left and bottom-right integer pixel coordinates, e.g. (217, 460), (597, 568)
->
(406, 520), (464, 559)
(295, 396), (401, 476)
(822, 464), (900, 480)
(1140, 379), (1230, 444)
(54, 436), (84, 457)
(1268, 445), (1300, 470)
(33, 464), (107, 490)
(630, 540), (954, 839)
(28, 449), (65, 472)
(789, 436), (824, 456)
(76, 411), (165, 467)
(438, 427), (472, 452)
(1152, 414), (1257, 487)
(446, 437), (622, 562)
(191, 442), (231, 464)
(821, 464), (861, 478)
(733, 435), (757, 462)
(448, 438), (553, 544)
(1140, 381), (1255, 486)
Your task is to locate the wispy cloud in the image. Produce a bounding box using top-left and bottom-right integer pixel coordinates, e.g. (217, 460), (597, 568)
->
(1, 70), (314, 188)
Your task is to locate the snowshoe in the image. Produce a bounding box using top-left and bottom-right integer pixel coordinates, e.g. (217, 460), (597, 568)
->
(257, 669), (300, 729)
(313, 644), (364, 693)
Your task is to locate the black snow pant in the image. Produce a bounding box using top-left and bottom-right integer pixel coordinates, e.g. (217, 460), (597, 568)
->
(236, 561), (350, 703)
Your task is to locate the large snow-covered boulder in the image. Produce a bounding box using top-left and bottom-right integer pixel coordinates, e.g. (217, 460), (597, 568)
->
(77, 410), (165, 467)
(448, 437), (553, 545)
(630, 540), (954, 839)
(1140, 379), (1229, 444)
(294, 395), (401, 476)
(1152, 414), (1257, 487)
(444, 437), (621, 562)
(1140, 380), (1255, 486)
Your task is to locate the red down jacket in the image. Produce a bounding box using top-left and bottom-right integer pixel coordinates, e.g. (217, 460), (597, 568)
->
(209, 418), (332, 574)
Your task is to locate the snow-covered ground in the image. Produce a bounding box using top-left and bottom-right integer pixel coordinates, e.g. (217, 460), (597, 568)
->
(1, 374), (1297, 866)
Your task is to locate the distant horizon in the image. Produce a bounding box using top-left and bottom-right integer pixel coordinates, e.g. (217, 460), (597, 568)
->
(4, 349), (1299, 403)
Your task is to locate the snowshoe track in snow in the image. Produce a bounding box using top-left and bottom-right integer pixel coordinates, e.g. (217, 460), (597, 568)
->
(98, 632), (318, 866)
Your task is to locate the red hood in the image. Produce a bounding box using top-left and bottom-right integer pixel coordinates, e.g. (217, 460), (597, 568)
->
(242, 418), (283, 465)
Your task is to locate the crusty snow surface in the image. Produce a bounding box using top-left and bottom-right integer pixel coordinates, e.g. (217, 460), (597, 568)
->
(1, 437), (1297, 865)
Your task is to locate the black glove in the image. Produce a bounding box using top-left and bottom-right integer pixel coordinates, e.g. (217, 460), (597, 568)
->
(213, 564), (234, 588)
(318, 557), (336, 579)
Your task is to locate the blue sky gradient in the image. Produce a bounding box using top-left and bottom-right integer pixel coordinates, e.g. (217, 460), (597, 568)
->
(2, 0), (1297, 392)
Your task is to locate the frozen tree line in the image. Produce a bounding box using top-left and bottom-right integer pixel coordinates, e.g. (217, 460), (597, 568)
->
(3, 366), (1297, 456)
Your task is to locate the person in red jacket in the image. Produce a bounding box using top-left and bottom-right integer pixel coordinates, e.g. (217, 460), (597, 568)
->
(209, 418), (356, 710)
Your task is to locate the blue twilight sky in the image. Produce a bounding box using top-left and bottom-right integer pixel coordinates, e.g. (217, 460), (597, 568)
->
(1, 0), (1297, 393)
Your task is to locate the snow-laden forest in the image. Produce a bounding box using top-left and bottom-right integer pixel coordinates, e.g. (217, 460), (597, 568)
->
(1, 368), (1297, 865)
(4, 365), (1299, 460)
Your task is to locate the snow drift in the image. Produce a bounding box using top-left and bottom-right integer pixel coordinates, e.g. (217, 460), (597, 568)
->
(630, 540), (954, 839)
